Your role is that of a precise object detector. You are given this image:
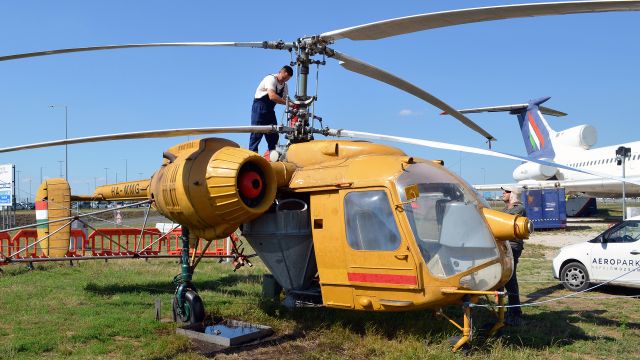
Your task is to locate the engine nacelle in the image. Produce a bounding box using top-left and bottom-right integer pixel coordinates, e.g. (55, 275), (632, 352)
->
(553, 124), (597, 149)
(513, 161), (557, 181)
(149, 138), (277, 240)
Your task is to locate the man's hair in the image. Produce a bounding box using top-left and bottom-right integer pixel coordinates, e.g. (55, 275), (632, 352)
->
(281, 65), (294, 77)
(509, 192), (522, 205)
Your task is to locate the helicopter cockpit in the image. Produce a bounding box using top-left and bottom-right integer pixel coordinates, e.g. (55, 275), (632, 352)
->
(397, 162), (502, 290)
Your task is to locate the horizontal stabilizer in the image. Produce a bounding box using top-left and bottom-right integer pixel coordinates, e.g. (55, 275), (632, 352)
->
(443, 104), (567, 117)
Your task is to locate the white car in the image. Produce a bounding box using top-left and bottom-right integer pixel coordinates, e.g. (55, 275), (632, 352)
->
(553, 217), (640, 291)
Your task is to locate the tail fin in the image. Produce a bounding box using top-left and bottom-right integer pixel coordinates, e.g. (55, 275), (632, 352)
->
(36, 178), (71, 257)
(516, 97), (557, 159)
(455, 96), (564, 159)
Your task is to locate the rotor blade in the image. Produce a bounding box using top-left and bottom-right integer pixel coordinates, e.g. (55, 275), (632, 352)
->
(320, 1), (640, 41)
(0, 126), (279, 153)
(325, 128), (640, 186)
(331, 51), (496, 141)
(0, 42), (290, 62)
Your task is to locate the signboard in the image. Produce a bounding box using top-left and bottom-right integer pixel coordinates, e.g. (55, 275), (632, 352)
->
(0, 164), (14, 208)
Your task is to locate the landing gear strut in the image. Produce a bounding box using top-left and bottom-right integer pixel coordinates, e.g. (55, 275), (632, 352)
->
(172, 227), (205, 325)
(438, 290), (507, 352)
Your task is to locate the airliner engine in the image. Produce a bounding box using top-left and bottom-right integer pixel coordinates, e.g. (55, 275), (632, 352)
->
(553, 124), (597, 149)
(513, 161), (557, 181)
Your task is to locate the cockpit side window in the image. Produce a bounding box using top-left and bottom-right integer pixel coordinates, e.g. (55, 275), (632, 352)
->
(344, 190), (401, 251)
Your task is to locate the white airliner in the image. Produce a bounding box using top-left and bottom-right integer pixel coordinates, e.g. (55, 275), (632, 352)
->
(462, 97), (640, 197)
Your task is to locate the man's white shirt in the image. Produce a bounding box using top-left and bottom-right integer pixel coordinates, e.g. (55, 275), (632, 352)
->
(254, 74), (288, 99)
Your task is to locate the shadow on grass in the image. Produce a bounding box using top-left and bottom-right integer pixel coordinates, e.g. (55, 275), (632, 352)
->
(286, 306), (442, 338)
(524, 283), (564, 303)
(276, 306), (619, 351)
(84, 273), (263, 296)
(494, 309), (616, 348)
(596, 284), (640, 297)
(254, 287), (637, 352)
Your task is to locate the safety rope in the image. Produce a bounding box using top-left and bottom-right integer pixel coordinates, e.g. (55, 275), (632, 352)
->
(42, 199), (183, 255)
(44, 199), (161, 236)
(471, 264), (640, 309)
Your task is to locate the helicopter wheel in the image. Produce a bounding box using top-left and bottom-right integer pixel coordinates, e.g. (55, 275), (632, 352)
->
(172, 290), (205, 325)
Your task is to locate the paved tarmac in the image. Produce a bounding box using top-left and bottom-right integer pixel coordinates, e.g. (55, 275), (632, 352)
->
(526, 218), (615, 248)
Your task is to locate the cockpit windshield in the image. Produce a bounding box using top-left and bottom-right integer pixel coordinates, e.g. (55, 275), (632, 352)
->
(397, 162), (500, 289)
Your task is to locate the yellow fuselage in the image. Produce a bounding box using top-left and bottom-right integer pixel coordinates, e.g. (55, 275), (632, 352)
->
(65, 138), (529, 311)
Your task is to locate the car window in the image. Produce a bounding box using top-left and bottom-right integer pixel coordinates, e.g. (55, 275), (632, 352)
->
(606, 221), (640, 243)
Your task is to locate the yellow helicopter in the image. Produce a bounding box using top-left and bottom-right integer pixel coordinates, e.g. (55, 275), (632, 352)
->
(2, 1), (640, 352)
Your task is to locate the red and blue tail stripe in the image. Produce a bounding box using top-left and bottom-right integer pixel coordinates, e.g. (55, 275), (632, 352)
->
(516, 97), (555, 159)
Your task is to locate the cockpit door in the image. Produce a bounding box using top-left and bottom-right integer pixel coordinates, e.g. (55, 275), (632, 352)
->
(342, 189), (421, 290)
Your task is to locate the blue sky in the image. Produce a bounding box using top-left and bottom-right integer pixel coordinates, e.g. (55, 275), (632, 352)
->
(0, 1), (638, 201)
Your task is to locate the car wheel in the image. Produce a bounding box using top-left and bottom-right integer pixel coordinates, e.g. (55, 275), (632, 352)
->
(560, 262), (590, 292)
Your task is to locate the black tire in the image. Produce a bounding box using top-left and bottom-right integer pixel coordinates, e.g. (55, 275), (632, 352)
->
(172, 296), (180, 322)
(184, 290), (205, 325)
(560, 262), (590, 292)
(172, 290), (205, 325)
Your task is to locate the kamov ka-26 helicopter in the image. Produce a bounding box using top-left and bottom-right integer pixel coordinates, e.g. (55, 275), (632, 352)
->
(2, 1), (640, 352)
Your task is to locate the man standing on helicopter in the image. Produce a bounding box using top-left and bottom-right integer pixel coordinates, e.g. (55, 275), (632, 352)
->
(249, 65), (294, 154)
(501, 185), (526, 326)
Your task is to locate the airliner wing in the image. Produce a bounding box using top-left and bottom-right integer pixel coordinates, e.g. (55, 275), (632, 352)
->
(474, 183), (518, 193)
(474, 177), (640, 197)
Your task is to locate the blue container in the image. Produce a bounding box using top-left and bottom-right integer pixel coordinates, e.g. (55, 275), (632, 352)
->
(522, 188), (567, 230)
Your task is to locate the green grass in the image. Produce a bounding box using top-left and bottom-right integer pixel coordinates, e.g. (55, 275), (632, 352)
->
(1, 246), (640, 359)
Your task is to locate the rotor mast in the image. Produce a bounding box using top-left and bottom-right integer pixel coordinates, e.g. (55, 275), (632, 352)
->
(287, 37), (330, 143)
(297, 48), (309, 98)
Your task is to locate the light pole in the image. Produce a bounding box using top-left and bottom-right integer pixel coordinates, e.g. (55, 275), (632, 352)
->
(57, 160), (64, 177)
(616, 146), (631, 220)
(104, 168), (109, 185)
(40, 166), (45, 184)
(49, 105), (68, 180)
(93, 176), (98, 208)
(16, 170), (21, 203)
(125, 159), (128, 182)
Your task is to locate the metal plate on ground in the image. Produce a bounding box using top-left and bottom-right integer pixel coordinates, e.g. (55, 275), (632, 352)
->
(177, 319), (273, 347)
